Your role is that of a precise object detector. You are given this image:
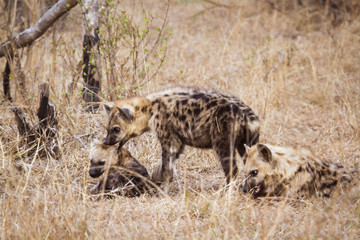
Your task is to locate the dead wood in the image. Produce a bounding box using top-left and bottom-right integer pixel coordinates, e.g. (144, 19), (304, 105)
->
(2, 57), (12, 101)
(11, 82), (59, 158)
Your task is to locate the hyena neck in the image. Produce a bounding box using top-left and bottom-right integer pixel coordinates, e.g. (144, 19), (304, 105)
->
(129, 97), (153, 135)
(267, 174), (287, 196)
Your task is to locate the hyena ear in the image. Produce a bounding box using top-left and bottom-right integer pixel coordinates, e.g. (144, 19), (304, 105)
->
(257, 144), (272, 163)
(117, 107), (134, 122)
(103, 103), (114, 116)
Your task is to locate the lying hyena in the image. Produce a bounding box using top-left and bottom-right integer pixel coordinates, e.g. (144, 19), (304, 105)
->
(89, 141), (152, 197)
(242, 143), (358, 198)
(103, 87), (260, 185)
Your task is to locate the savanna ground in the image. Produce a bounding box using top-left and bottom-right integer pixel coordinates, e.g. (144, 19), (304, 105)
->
(0, 0), (360, 239)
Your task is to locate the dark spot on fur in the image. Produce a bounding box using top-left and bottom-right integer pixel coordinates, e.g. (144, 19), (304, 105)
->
(192, 93), (205, 100)
(187, 109), (192, 115)
(194, 108), (201, 117)
(168, 99), (172, 103)
(322, 169), (331, 176)
(173, 112), (178, 118)
(203, 97), (210, 103)
(248, 114), (259, 121)
(176, 101), (180, 109)
(178, 92), (188, 95)
(185, 122), (189, 130)
(206, 101), (217, 109)
(181, 99), (188, 105)
(179, 115), (186, 121)
(135, 106), (140, 111)
(332, 171), (337, 177)
(164, 94), (169, 97)
(321, 180), (338, 190)
(217, 105), (231, 116)
(220, 99), (226, 104)
(233, 106), (240, 114)
(166, 113), (170, 118)
(152, 99), (160, 105)
(191, 102), (199, 108)
(155, 115), (159, 120)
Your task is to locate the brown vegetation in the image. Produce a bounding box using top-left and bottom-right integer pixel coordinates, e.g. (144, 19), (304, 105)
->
(0, 0), (359, 239)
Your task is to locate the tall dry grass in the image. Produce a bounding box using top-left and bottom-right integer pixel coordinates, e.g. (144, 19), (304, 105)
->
(0, 0), (359, 239)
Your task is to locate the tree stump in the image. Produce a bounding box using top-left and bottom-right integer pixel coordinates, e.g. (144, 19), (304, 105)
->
(11, 82), (59, 159)
(2, 58), (12, 101)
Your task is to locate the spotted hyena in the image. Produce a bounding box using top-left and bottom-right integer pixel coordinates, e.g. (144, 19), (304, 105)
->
(89, 141), (152, 197)
(103, 87), (260, 185)
(242, 143), (358, 198)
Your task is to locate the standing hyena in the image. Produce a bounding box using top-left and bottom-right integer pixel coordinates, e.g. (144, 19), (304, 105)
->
(103, 88), (260, 185)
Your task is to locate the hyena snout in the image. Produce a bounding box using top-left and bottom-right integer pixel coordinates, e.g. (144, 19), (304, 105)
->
(243, 179), (257, 193)
(243, 180), (250, 193)
(89, 166), (104, 178)
(104, 133), (118, 146)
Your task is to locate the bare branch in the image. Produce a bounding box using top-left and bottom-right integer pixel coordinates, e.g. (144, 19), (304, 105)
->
(0, 0), (78, 58)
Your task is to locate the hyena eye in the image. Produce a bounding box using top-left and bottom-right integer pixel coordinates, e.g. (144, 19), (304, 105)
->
(112, 127), (120, 133)
(99, 161), (105, 166)
(250, 170), (258, 177)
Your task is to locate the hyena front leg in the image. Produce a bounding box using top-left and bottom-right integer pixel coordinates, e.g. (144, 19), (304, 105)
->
(213, 137), (238, 184)
(152, 136), (184, 185)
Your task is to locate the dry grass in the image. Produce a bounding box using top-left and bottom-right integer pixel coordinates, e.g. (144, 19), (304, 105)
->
(0, 0), (360, 239)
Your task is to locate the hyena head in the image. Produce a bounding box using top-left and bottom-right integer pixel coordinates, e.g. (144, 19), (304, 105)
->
(103, 97), (151, 147)
(89, 140), (136, 178)
(243, 143), (278, 198)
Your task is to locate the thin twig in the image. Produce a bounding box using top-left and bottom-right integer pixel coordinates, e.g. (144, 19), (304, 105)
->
(263, 51), (285, 81)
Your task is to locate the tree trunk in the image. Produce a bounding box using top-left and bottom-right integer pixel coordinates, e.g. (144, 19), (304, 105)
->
(81, 0), (102, 112)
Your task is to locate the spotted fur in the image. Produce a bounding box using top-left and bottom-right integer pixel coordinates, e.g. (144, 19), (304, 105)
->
(89, 141), (151, 197)
(103, 87), (260, 185)
(242, 143), (358, 198)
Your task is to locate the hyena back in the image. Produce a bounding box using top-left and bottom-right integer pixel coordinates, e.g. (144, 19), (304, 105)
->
(103, 88), (260, 185)
(243, 143), (358, 198)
